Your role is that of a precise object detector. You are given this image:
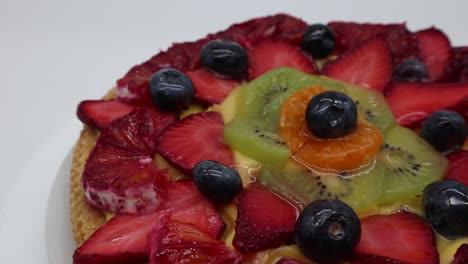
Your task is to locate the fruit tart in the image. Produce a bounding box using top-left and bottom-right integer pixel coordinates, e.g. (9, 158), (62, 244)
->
(70, 14), (468, 264)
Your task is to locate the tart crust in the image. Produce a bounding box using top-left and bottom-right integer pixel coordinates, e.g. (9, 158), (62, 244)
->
(70, 89), (117, 245)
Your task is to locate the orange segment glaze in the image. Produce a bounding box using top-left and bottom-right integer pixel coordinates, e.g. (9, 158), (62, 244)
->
(279, 86), (384, 172)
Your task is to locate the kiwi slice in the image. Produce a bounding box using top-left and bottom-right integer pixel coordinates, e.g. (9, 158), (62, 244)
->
(258, 160), (385, 214)
(224, 67), (395, 167)
(377, 125), (448, 205)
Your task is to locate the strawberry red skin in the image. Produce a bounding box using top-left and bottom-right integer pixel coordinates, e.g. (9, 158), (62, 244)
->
(247, 40), (317, 80)
(150, 221), (242, 264)
(155, 111), (234, 175)
(328, 22), (419, 65)
(323, 38), (392, 92)
(445, 47), (468, 82)
(187, 68), (240, 105)
(233, 183), (299, 254)
(453, 244), (468, 264)
(117, 14), (307, 104)
(416, 28), (452, 81)
(386, 82), (468, 127)
(355, 211), (439, 264)
(77, 99), (135, 130)
(446, 150), (468, 185)
(73, 212), (168, 264)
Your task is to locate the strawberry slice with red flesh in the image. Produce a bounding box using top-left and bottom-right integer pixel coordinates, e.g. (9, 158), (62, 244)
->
(446, 150), (468, 185)
(117, 14), (307, 104)
(416, 28), (452, 81)
(328, 22), (419, 65)
(355, 211), (439, 264)
(150, 220), (243, 264)
(82, 109), (175, 214)
(77, 99), (135, 130)
(161, 180), (226, 239)
(323, 38), (392, 92)
(73, 212), (169, 264)
(386, 82), (468, 127)
(233, 183), (299, 254)
(187, 68), (240, 105)
(453, 244), (468, 264)
(247, 41), (316, 80)
(155, 111), (234, 175)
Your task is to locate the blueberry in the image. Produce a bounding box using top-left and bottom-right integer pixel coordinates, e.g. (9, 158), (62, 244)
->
(149, 68), (194, 112)
(200, 39), (247, 78)
(192, 160), (243, 203)
(294, 200), (361, 263)
(423, 180), (468, 239)
(420, 110), (468, 153)
(301, 24), (335, 59)
(305, 91), (358, 139)
(393, 59), (429, 82)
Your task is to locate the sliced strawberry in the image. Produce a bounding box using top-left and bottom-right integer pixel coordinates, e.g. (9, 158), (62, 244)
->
(445, 47), (468, 82)
(116, 14), (307, 104)
(446, 150), (468, 185)
(83, 109), (174, 214)
(248, 41), (316, 80)
(77, 99), (135, 130)
(355, 211), (439, 264)
(187, 68), (240, 105)
(386, 82), (468, 127)
(328, 22), (419, 64)
(150, 220), (243, 264)
(155, 111), (234, 174)
(276, 258), (308, 264)
(323, 38), (392, 92)
(99, 108), (177, 155)
(233, 183), (299, 254)
(453, 244), (468, 264)
(161, 180), (226, 239)
(416, 28), (451, 81)
(73, 212), (169, 264)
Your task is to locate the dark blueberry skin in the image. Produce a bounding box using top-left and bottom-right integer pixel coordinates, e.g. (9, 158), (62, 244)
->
(200, 39), (248, 78)
(306, 91), (358, 139)
(301, 24), (335, 59)
(294, 200), (361, 264)
(393, 59), (429, 82)
(420, 110), (468, 153)
(423, 180), (468, 239)
(149, 68), (194, 112)
(192, 160), (243, 203)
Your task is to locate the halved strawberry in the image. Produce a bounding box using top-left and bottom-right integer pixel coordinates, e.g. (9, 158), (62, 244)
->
(323, 38), (392, 92)
(161, 180), (226, 239)
(247, 41), (316, 80)
(83, 109), (174, 214)
(187, 68), (240, 105)
(446, 150), (468, 185)
(77, 99), (135, 130)
(276, 258), (308, 264)
(453, 244), (468, 264)
(328, 22), (419, 64)
(150, 220), (243, 264)
(73, 212), (168, 264)
(355, 211), (439, 264)
(155, 111), (234, 175)
(445, 47), (468, 82)
(416, 28), (451, 81)
(386, 82), (468, 127)
(233, 183), (299, 254)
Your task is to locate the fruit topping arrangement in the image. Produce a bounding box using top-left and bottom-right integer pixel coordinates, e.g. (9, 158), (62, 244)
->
(74, 14), (468, 264)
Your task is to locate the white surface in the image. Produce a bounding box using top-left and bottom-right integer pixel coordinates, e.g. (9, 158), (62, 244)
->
(1, 0), (468, 263)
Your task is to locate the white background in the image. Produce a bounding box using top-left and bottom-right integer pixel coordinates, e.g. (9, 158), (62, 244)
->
(1, 0), (468, 262)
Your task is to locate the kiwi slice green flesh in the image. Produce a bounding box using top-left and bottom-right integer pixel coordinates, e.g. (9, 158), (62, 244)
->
(258, 161), (386, 213)
(224, 118), (290, 167)
(378, 125), (448, 205)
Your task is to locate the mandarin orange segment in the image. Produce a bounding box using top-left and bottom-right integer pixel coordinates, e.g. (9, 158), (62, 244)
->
(280, 86), (384, 172)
